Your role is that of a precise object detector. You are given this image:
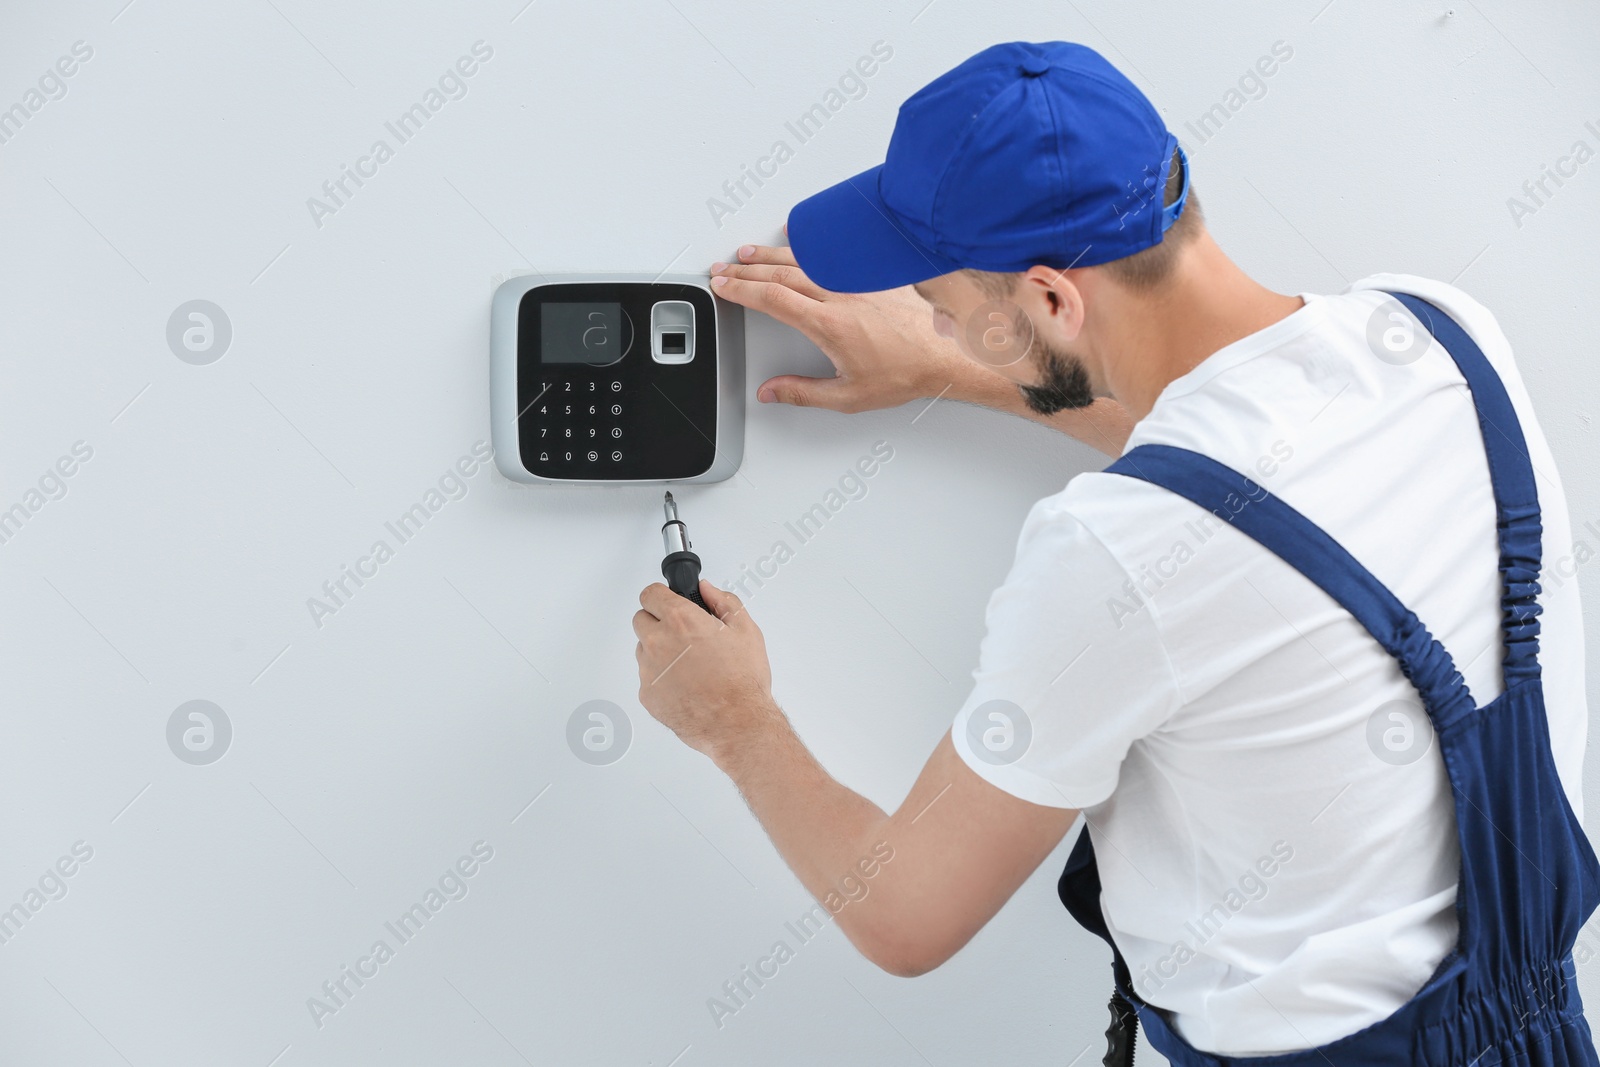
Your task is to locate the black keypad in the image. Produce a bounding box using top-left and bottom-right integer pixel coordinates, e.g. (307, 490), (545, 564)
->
(516, 282), (717, 480)
(527, 376), (625, 468)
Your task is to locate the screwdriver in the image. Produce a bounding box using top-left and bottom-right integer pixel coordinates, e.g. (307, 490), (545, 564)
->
(661, 492), (713, 613)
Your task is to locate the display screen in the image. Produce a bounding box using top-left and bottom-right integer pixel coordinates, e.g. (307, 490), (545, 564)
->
(541, 302), (625, 364)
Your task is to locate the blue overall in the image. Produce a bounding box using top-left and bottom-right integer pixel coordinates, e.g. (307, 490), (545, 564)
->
(1058, 293), (1600, 1065)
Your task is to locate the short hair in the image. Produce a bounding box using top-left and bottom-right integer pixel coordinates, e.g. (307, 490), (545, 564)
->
(962, 147), (1203, 298)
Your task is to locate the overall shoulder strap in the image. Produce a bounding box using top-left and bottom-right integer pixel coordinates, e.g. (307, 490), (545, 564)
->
(1106, 444), (1477, 724)
(1384, 291), (1542, 686)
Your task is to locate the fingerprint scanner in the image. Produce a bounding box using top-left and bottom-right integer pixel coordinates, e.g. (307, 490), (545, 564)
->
(651, 301), (695, 364)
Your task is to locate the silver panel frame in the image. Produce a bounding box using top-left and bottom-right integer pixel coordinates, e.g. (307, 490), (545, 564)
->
(489, 273), (745, 484)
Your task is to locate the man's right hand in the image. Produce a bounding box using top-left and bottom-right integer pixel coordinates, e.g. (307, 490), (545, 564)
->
(709, 243), (974, 414)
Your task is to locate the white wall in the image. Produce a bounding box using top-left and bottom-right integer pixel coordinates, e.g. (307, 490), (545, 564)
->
(1, 1), (1597, 1064)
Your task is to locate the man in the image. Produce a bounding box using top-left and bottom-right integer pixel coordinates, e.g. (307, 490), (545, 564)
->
(632, 41), (1597, 1060)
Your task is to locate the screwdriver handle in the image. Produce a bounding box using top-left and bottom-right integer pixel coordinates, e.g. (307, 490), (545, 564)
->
(1101, 991), (1139, 1067)
(662, 549), (712, 613)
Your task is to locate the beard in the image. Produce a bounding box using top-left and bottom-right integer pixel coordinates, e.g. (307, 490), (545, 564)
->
(1019, 339), (1095, 415)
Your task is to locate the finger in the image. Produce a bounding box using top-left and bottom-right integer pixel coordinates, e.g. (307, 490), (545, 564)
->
(639, 582), (676, 618)
(757, 372), (854, 410)
(712, 261), (829, 302)
(632, 608), (659, 640)
(699, 581), (748, 624)
(734, 243), (799, 269)
(708, 274), (824, 333)
(642, 582), (705, 624)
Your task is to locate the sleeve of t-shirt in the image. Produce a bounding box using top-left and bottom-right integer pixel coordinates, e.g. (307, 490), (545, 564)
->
(949, 492), (1182, 810)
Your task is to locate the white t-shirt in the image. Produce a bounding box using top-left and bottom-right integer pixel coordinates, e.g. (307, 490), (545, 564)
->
(950, 274), (1589, 1055)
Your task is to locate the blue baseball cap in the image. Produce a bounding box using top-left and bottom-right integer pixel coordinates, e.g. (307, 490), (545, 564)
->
(787, 41), (1188, 294)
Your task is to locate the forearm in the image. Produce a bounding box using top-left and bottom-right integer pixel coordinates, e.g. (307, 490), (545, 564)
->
(708, 704), (1076, 977)
(934, 355), (1133, 458)
(712, 700), (893, 913)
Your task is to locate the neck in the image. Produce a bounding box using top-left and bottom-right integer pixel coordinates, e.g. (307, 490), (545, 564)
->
(1093, 230), (1306, 422)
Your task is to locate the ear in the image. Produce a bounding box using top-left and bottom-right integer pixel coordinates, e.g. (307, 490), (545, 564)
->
(1019, 265), (1085, 341)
